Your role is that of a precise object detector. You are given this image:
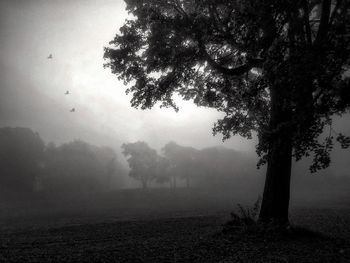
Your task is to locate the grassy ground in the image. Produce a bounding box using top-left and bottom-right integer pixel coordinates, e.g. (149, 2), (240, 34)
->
(0, 189), (349, 262)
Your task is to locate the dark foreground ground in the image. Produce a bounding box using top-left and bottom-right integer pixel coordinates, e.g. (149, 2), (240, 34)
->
(0, 189), (349, 262)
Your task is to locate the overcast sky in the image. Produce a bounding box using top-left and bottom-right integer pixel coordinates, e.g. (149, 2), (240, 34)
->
(0, 0), (349, 175)
(0, 0), (256, 153)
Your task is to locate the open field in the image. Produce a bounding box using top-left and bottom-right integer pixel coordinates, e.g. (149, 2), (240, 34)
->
(0, 189), (350, 262)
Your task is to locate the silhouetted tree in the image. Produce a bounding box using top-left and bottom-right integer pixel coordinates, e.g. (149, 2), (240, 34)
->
(155, 156), (172, 187)
(122, 141), (158, 189)
(42, 140), (118, 194)
(105, 1), (350, 224)
(0, 127), (45, 196)
(162, 141), (198, 188)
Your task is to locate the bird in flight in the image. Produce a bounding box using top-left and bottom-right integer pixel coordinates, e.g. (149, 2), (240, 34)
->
(65, 91), (70, 95)
(70, 108), (75, 112)
(47, 54), (53, 59)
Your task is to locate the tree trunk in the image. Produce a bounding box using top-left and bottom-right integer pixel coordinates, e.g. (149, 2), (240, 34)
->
(259, 133), (292, 224)
(258, 83), (293, 224)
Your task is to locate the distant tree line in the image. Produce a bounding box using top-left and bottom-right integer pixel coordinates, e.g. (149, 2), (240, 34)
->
(0, 127), (125, 198)
(2, 127), (348, 202)
(122, 141), (257, 190)
(122, 140), (350, 203)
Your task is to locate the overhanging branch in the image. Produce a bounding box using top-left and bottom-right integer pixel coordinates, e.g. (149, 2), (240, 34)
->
(197, 38), (263, 76)
(315, 0), (331, 45)
(303, 0), (312, 45)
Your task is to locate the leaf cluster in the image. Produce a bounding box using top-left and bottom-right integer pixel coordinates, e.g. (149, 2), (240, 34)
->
(105, 0), (350, 172)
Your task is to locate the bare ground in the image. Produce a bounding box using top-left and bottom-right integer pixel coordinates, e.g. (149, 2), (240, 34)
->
(0, 209), (349, 262)
(0, 190), (349, 262)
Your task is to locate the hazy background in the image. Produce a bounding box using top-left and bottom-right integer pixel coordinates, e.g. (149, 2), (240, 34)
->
(0, 0), (255, 153)
(0, 3), (349, 263)
(0, 0), (349, 194)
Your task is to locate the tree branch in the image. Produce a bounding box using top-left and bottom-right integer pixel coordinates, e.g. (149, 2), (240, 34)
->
(329, 0), (343, 26)
(315, 0), (331, 45)
(165, 0), (188, 18)
(197, 38), (263, 76)
(303, 0), (313, 45)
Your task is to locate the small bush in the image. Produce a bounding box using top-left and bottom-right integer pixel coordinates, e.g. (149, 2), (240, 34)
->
(222, 197), (325, 241)
(222, 196), (261, 234)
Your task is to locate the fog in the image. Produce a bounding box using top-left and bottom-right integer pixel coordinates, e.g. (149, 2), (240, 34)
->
(0, 0), (349, 221)
(0, 0), (254, 153)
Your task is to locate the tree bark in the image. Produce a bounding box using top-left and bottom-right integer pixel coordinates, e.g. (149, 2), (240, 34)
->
(259, 83), (293, 224)
(259, 133), (292, 224)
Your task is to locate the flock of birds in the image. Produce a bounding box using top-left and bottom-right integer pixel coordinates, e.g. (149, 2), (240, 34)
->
(47, 54), (75, 113)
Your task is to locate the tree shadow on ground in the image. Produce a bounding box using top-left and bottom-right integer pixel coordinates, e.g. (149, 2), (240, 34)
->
(186, 212), (349, 263)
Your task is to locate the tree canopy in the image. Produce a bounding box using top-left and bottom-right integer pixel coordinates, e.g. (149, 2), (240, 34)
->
(122, 141), (159, 188)
(162, 141), (199, 187)
(0, 127), (125, 196)
(105, 0), (350, 223)
(0, 127), (45, 195)
(42, 140), (120, 193)
(105, 0), (349, 170)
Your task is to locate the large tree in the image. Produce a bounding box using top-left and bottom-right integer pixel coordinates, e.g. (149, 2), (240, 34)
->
(122, 141), (159, 189)
(104, 0), (350, 224)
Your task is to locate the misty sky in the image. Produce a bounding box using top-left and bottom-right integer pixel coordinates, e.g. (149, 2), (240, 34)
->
(0, 0), (349, 174)
(0, 0), (256, 153)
